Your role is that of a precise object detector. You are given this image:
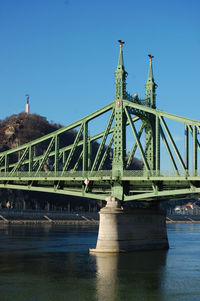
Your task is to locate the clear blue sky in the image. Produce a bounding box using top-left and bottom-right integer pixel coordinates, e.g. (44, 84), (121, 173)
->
(0, 0), (199, 127)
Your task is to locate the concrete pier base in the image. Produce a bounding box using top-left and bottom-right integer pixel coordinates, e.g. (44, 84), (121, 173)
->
(90, 197), (169, 253)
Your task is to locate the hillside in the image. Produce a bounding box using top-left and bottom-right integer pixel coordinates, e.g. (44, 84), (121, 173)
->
(0, 112), (63, 152)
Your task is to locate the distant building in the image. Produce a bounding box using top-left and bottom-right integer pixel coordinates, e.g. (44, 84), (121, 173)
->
(174, 202), (200, 215)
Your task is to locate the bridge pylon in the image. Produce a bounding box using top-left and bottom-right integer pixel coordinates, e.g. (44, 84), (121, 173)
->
(111, 41), (127, 199)
(91, 43), (168, 253)
(144, 55), (159, 171)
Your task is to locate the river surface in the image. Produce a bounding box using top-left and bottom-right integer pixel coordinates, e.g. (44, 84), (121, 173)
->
(0, 223), (200, 301)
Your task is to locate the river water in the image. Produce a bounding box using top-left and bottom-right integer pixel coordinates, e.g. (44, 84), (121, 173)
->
(0, 223), (200, 301)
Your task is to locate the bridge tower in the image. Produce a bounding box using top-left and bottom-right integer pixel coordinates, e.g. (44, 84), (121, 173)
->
(144, 56), (159, 171)
(112, 41), (127, 199)
(90, 44), (168, 253)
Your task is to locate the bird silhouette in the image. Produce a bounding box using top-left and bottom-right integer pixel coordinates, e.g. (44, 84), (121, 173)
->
(148, 54), (154, 59)
(118, 40), (125, 45)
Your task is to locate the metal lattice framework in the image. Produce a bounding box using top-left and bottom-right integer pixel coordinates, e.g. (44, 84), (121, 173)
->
(0, 43), (200, 202)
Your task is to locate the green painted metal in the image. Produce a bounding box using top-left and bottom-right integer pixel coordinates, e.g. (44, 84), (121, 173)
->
(83, 121), (88, 172)
(111, 43), (127, 199)
(185, 124), (189, 171)
(126, 123), (144, 169)
(159, 116), (186, 171)
(1, 43), (200, 203)
(193, 125), (197, 175)
(160, 126), (178, 174)
(54, 135), (59, 173)
(145, 56), (157, 109)
(91, 108), (114, 173)
(112, 44), (127, 178)
(61, 123), (84, 175)
(28, 145), (33, 173)
(143, 56), (157, 170)
(35, 137), (55, 175)
(125, 107), (150, 171)
(98, 134), (113, 171)
(155, 115), (160, 172)
(73, 150), (83, 172)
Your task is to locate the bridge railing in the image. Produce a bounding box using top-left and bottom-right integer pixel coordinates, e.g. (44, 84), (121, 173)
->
(0, 170), (112, 178)
(122, 170), (199, 177)
(0, 170), (200, 179)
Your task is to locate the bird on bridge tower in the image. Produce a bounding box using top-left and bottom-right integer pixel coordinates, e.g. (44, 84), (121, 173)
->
(144, 55), (158, 171)
(112, 40), (128, 197)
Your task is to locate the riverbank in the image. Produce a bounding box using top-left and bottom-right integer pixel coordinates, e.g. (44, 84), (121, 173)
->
(166, 215), (200, 223)
(0, 211), (200, 224)
(0, 210), (99, 225)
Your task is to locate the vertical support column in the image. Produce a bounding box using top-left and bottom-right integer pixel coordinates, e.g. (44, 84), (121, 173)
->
(111, 41), (128, 200)
(193, 125), (197, 176)
(185, 124), (189, 174)
(83, 121), (88, 174)
(17, 144), (20, 162)
(55, 135), (59, 175)
(62, 151), (66, 166)
(144, 55), (157, 173)
(29, 145), (33, 174)
(155, 115), (160, 174)
(144, 116), (155, 172)
(112, 101), (126, 177)
(88, 140), (92, 171)
(112, 100), (127, 200)
(5, 154), (9, 176)
(112, 42), (127, 184)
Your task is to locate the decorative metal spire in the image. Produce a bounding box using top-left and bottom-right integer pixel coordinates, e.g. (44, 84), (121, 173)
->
(147, 54), (154, 81)
(145, 54), (157, 108)
(115, 40), (127, 101)
(112, 41), (127, 188)
(117, 40), (125, 69)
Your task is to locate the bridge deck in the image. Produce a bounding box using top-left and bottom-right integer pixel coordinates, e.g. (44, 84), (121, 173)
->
(1, 170), (200, 202)
(0, 170), (200, 181)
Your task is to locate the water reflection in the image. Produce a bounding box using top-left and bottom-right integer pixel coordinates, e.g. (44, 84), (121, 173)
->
(94, 254), (118, 301)
(93, 250), (168, 301)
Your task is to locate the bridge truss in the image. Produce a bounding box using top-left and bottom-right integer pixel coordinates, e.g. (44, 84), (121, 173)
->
(0, 44), (200, 203)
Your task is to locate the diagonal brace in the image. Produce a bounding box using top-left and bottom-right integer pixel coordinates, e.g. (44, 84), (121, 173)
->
(91, 109), (115, 172)
(160, 127), (179, 174)
(125, 107), (150, 171)
(61, 123), (84, 174)
(160, 116), (186, 171)
(35, 137), (55, 175)
(98, 134), (114, 171)
(126, 123), (144, 168)
(9, 147), (29, 175)
(73, 150), (83, 172)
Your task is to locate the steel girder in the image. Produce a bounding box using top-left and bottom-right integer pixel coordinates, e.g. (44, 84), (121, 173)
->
(0, 98), (200, 202)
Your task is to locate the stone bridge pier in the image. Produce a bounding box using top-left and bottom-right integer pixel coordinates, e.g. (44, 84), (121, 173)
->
(90, 197), (169, 253)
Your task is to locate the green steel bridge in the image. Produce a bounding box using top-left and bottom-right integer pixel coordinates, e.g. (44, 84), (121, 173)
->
(1, 42), (200, 204)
